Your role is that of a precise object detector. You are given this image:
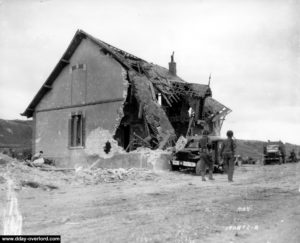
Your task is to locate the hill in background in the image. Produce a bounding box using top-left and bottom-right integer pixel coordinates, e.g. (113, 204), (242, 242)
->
(236, 139), (300, 161)
(0, 119), (32, 149)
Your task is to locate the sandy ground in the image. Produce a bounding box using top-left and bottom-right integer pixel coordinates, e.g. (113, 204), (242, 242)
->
(0, 160), (300, 243)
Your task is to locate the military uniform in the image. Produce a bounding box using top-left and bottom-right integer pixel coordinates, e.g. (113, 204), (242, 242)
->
(198, 135), (214, 181)
(220, 137), (236, 182)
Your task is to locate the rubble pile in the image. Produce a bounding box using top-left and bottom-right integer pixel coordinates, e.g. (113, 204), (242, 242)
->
(0, 154), (66, 190)
(0, 153), (160, 189)
(0, 153), (14, 165)
(75, 167), (159, 185)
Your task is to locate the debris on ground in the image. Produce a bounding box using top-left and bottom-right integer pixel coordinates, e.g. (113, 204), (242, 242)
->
(0, 153), (14, 165)
(20, 180), (59, 191)
(75, 167), (159, 184)
(0, 175), (5, 184)
(0, 153), (160, 190)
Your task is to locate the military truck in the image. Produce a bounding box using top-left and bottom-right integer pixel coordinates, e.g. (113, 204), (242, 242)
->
(263, 141), (286, 165)
(170, 135), (224, 174)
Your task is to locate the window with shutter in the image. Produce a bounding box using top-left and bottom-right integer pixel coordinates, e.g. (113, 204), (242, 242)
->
(69, 112), (85, 148)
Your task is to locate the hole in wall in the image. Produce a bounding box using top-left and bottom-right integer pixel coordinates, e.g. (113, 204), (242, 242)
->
(104, 141), (112, 154)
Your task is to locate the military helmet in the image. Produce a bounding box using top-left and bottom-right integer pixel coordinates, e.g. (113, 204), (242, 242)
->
(202, 130), (209, 136)
(226, 130), (234, 137)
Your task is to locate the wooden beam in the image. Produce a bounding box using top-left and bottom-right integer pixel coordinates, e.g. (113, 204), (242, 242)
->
(137, 63), (141, 73)
(144, 118), (150, 137)
(138, 103), (143, 119)
(170, 94), (178, 102)
(148, 81), (156, 101)
(99, 47), (132, 70)
(161, 94), (172, 107)
(212, 109), (230, 122)
(194, 98), (201, 120)
(186, 117), (194, 137)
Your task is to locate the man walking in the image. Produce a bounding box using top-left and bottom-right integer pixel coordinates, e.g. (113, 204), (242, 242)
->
(199, 130), (214, 181)
(220, 130), (236, 182)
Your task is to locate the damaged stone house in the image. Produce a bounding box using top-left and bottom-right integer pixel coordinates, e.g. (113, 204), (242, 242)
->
(22, 29), (231, 166)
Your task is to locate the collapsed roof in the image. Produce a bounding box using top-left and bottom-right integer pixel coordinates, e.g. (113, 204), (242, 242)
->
(22, 29), (231, 149)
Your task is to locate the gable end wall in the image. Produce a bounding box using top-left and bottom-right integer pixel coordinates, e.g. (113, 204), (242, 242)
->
(34, 38), (128, 166)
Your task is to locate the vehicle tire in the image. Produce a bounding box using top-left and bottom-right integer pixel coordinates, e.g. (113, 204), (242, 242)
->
(195, 159), (202, 175)
(171, 165), (179, 171)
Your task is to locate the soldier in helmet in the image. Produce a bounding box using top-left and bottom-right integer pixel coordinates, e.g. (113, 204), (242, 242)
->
(220, 130), (236, 182)
(199, 130), (214, 181)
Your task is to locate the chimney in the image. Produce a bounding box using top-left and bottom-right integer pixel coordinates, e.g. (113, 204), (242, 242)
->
(168, 51), (176, 76)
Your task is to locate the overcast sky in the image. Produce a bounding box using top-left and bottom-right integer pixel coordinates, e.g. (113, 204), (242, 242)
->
(0, 0), (299, 144)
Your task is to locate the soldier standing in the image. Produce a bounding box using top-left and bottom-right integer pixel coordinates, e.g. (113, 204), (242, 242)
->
(199, 130), (214, 181)
(220, 130), (236, 182)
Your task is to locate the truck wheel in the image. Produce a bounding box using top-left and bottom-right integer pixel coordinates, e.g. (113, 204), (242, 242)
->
(195, 160), (202, 175)
(171, 165), (179, 171)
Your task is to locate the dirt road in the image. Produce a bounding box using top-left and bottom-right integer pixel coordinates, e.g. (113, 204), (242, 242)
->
(1, 162), (299, 243)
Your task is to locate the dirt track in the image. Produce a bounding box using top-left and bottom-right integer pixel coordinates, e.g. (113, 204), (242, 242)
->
(1, 162), (300, 243)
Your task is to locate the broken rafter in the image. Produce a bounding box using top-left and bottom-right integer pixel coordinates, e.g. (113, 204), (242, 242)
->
(133, 133), (150, 145)
(125, 132), (152, 151)
(167, 95), (174, 103)
(144, 116), (150, 137)
(153, 85), (173, 99)
(161, 93), (173, 107)
(148, 81), (156, 101)
(212, 109), (230, 122)
(171, 82), (208, 98)
(169, 94), (178, 102)
(100, 47), (132, 70)
(168, 94), (179, 103)
(137, 63), (142, 74)
(186, 116), (194, 137)
(138, 103), (143, 119)
(173, 93), (180, 100)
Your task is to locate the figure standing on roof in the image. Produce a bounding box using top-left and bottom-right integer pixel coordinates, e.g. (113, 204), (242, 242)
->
(220, 130), (236, 182)
(198, 130), (214, 181)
